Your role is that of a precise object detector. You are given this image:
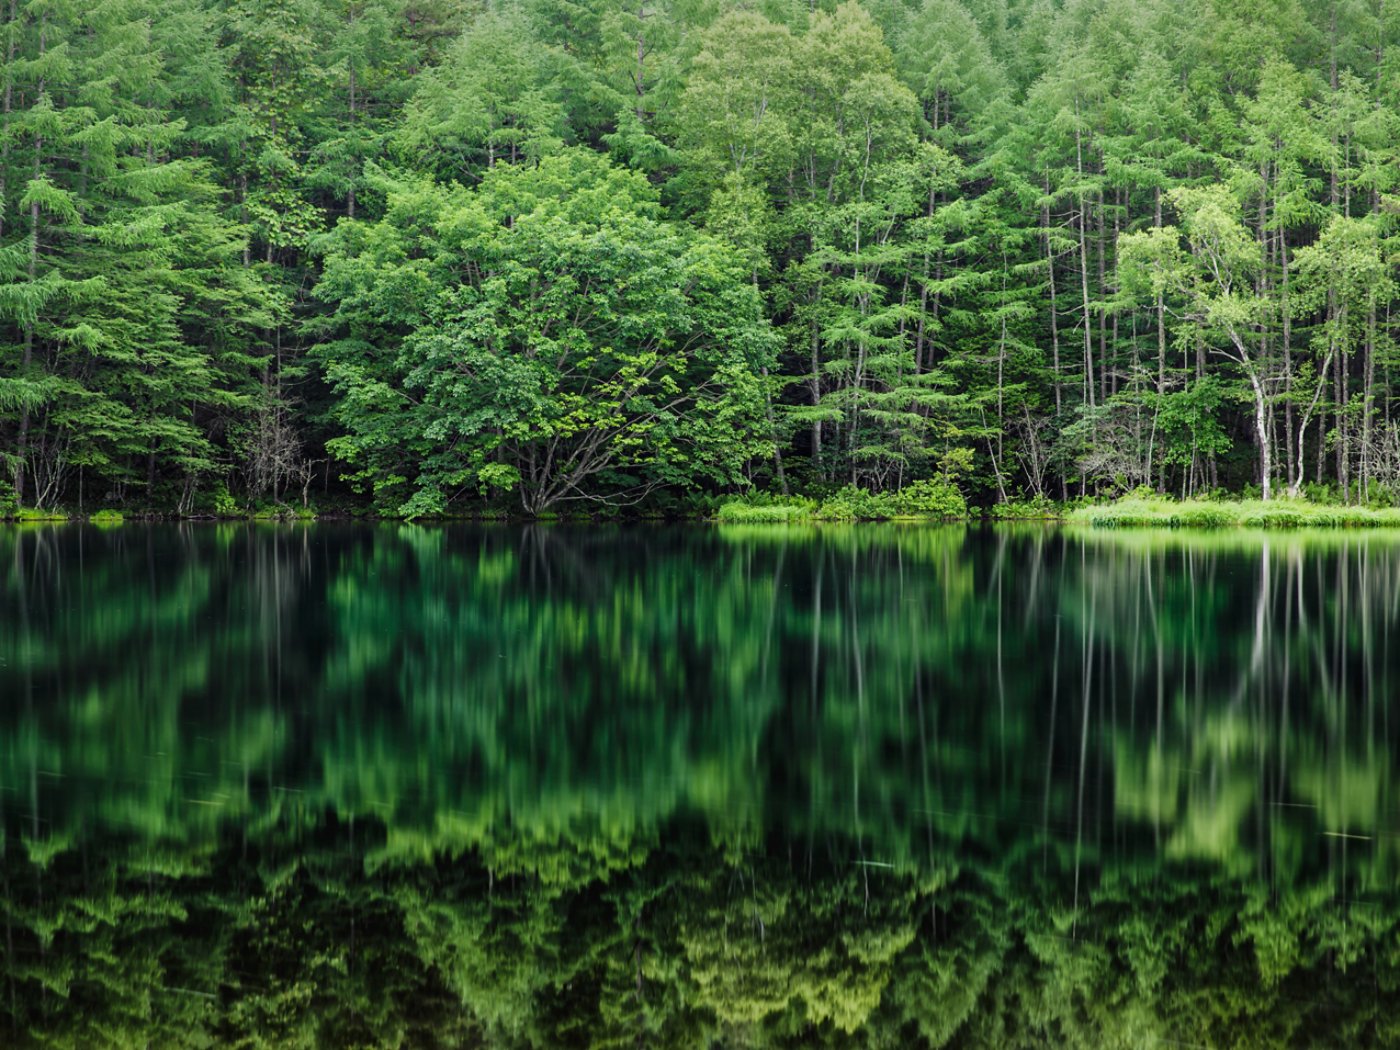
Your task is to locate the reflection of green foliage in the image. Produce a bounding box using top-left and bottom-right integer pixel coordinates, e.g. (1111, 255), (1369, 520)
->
(4, 524), (1400, 1045)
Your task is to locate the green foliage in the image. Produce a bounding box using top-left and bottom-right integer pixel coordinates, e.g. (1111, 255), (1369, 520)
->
(316, 151), (776, 517)
(205, 483), (241, 518)
(986, 494), (1063, 520)
(812, 477), (966, 520)
(9, 0), (1400, 516)
(890, 477), (969, 518)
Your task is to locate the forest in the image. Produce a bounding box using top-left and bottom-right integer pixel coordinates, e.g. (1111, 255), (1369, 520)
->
(2, 0), (1400, 517)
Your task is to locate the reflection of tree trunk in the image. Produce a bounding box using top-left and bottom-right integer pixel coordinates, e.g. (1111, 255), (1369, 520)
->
(1072, 587), (1095, 934)
(1278, 549), (1297, 876)
(847, 539), (869, 907)
(517, 524), (601, 596)
(14, 533), (39, 838)
(3, 861), (13, 1037)
(1042, 609), (1061, 873)
(1151, 556), (1164, 847)
(1234, 543), (1270, 708)
(994, 530), (1007, 774)
(761, 540), (786, 679)
(807, 550), (824, 881)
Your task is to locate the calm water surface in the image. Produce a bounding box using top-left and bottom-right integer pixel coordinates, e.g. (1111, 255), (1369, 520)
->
(2, 523), (1399, 1047)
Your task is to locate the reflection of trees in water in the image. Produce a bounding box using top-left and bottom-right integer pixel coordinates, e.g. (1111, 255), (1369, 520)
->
(2, 524), (1400, 1045)
(1073, 534), (1400, 883)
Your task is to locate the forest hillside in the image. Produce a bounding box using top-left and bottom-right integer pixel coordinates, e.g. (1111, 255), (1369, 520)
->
(0, 0), (1394, 516)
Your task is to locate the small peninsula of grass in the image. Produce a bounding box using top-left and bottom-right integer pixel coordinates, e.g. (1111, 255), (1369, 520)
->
(1072, 496), (1400, 529)
(715, 500), (818, 524)
(2, 507), (70, 523)
(716, 480), (968, 523)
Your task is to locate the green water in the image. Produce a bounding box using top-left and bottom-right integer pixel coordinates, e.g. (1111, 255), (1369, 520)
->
(2, 523), (1399, 1047)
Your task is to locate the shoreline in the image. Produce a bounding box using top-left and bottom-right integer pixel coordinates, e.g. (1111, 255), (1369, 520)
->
(8, 497), (1400, 529)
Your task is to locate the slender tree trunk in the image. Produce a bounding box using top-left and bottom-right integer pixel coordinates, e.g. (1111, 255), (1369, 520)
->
(634, 0), (648, 122)
(1317, 413), (1326, 485)
(1336, 318), (1348, 500)
(996, 258), (1007, 484)
(1043, 186), (1067, 500)
(761, 365), (788, 496)
(1045, 189), (1062, 418)
(1363, 303), (1375, 501)
(1153, 188), (1167, 491)
(15, 14), (48, 506)
(1252, 373), (1273, 502)
(347, 66), (356, 218)
(0, 0), (16, 242)
(1281, 227), (1294, 487)
(1292, 349), (1335, 497)
(809, 320), (822, 479)
(1075, 115), (1095, 412)
(1096, 189), (1108, 405)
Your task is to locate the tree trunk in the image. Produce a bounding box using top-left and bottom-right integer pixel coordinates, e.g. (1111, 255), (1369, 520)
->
(1075, 116), (1095, 412)
(15, 13), (47, 506)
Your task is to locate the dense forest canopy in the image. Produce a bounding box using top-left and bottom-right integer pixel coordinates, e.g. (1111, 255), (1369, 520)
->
(3, 0), (1400, 515)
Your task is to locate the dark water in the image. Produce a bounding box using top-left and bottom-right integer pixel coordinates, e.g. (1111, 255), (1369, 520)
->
(2, 523), (1400, 1047)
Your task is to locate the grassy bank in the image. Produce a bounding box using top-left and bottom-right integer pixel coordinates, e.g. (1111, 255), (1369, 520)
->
(0, 507), (73, 523)
(1070, 497), (1400, 529)
(14, 492), (1396, 530)
(715, 481), (968, 523)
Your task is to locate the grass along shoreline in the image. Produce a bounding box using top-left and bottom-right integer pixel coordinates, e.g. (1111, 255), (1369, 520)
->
(1069, 497), (1400, 528)
(717, 492), (1400, 528)
(8, 492), (1400, 528)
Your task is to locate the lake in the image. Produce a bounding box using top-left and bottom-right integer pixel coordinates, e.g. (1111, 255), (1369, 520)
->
(2, 523), (1398, 1046)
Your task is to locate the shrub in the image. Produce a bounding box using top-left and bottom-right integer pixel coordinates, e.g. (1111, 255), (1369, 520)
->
(1303, 482), (1343, 505)
(815, 481), (967, 521)
(889, 478), (967, 519)
(719, 483), (967, 523)
(988, 495), (1063, 520)
(89, 510), (125, 526)
(1123, 484), (1168, 503)
(815, 485), (891, 521)
(207, 483), (241, 518)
